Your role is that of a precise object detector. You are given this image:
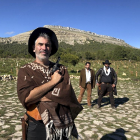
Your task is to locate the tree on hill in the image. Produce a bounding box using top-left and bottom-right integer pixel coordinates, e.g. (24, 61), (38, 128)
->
(85, 52), (95, 60)
(96, 50), (106, 60)
(112, 46), (127, 60)
(61, 53), (79, 66)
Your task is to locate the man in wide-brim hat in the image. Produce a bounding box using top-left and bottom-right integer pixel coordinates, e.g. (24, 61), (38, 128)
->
(95, 60), (117, 109)
(17, 27), (82, 140)
(28, 27), (58, 58)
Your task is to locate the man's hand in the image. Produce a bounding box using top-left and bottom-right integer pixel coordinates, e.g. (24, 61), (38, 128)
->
(79, 86), (81, 88)
(112, 84), (115, 88)
(96, 83), (100, 86)
(40, 96), (51, 101)
(51, 70), (62, 85)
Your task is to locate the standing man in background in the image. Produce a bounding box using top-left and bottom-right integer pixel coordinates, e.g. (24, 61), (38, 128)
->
(95, 60), (117, 109)
(78, 62), (95, 108)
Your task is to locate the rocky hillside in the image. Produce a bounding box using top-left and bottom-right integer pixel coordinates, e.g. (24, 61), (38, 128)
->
(0, 25), (132, 47)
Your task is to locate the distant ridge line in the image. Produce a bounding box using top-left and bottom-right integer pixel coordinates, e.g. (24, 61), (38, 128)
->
(44, 25), (125, 43)
(0, 25), (132, 47)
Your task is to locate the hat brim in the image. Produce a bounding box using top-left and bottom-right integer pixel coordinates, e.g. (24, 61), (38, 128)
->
(28, 27), (58, 57)
(103, 62), (111, 65)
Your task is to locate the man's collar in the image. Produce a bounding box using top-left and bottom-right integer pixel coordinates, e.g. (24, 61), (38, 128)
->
(85, 68), (90, 71)
(104, 66), (110, 69)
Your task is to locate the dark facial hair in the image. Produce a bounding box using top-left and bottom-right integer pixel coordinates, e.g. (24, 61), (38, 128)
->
(105, 66), (109, 69)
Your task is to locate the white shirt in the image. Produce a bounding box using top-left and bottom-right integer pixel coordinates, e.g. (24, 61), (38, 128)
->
(85, 68), (91, 83)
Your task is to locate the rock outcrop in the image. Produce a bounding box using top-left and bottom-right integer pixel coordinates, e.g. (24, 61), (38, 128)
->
(0, 25), (132, 47)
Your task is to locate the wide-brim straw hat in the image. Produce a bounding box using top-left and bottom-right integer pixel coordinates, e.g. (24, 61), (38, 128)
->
(28, 27), (58, 57)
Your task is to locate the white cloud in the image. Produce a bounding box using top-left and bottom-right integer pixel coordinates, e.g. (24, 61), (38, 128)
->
(5, 31), (15, 35)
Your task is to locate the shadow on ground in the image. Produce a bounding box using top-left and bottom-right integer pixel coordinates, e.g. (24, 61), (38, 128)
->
(80, 103), (88, 106)
(100, 128), (128, 140)
(91, 97), (129, 108)
(114, 97), (129, 107)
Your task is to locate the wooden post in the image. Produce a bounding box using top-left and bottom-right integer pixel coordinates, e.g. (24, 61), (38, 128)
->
(77, 70), (79, 74)
(21, 118), (27, 140)
(136, 71), (138, 77)
(117, 65), (119, 74)
(16, 67), (19, 76)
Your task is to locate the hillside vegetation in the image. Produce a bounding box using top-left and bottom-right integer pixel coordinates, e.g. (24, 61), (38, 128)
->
(0, 58), (140, 82)
(0, 41), (140, 80)
(0, 41), (140, 61)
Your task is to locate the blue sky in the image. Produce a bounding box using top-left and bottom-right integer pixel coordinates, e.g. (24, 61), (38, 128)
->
(0, 0), (140, 48)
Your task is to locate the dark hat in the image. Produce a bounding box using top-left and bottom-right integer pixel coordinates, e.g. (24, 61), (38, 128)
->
(116, 128), (129, 133)
(102, 60), (111, 65)
(28, 27), (58, 57)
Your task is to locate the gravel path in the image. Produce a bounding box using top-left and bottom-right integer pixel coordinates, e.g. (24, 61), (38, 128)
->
(0, 79), (140, 140)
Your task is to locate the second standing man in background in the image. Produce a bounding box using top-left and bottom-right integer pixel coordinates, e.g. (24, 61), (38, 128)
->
(78, 62), (95, 108)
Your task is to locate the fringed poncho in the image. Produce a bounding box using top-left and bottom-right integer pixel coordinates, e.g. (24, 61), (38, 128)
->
(17, 61), (83, 139)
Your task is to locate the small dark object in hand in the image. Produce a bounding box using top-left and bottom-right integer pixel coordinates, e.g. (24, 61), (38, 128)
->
(51, 57), (61, 74)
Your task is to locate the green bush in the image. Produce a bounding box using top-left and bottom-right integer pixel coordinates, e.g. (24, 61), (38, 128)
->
(61, 53), (79, 66)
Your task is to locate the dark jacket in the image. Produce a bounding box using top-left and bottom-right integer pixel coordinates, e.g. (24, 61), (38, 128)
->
(95, 67), (117, 95)
(79, 68), (95, 89)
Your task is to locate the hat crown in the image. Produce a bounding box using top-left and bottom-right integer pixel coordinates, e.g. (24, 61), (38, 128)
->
(103, 60), (111, 65)
(105, 60), (110, 63)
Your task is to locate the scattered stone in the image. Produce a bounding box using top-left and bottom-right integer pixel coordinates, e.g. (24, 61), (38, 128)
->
(2, 125), (10, 129)
(114, 124), (121, 127)
(10, 120), (21, 123)
(82, 126), (89, 130)
(93, 120), (103, 125)
(96, 133), (102, 139)
(83, 131), (93, 137)
(102, 127), (116, 132)
(122, 72), (126, 76)
(12, 137), (22, 140)
(0, 120), (5, 126)
(0, 130), (5, 133)
(93, 110), (101, 113)
(91, 128), (98, 132)
(11, 131), (22, 137)
(105, 117), (115, 121)
(15, 125), (22, 131)
(131, 129), (138, 133)
(5, 113), (15, 117)
(77, 128), (83, 133)
(125, 134), (131, 139)
(125, 124), (132, 128)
